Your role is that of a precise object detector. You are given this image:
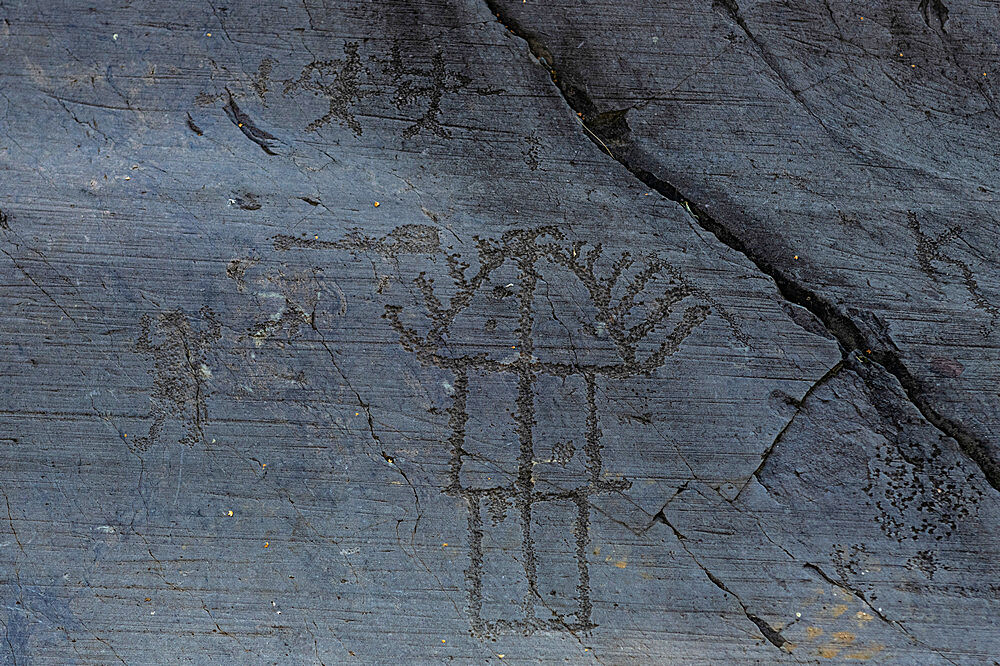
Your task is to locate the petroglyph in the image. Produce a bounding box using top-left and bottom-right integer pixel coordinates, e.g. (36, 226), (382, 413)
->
(907, 212), (998, 322)
(381, 227), (709, 634)
(281, 42), (372, 135)
(277, 40), (469, 138)
(373, 44), (471, 139)
(132, 308), (221, 451)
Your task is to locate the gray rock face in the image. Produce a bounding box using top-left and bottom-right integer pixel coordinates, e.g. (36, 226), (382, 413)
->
(0, 0), (995, 663)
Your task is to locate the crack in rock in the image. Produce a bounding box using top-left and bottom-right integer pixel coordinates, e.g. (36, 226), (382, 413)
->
(479, 0), (1000, 494)
(653, 512), (788, 651)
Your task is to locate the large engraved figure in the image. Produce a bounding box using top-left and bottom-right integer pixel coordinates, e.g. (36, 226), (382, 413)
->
(385, 228), (709, 635)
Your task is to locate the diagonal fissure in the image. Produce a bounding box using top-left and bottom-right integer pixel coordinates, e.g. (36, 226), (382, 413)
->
(480, 0), (1000, 493)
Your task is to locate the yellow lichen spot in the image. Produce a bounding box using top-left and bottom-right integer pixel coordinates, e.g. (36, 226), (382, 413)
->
(855, 611), (873, 624)
(818, 645), (840, 659)
(806, 626), (824, 640)
(615, 559), (627, 568)
(831, 604), (849, 618)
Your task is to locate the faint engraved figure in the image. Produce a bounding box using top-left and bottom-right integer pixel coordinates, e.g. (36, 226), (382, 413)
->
(907, 212), (998, 322)
(132, 308), (221, 451)
(374, 44), (470, 139)
(278, 41), (469, 139)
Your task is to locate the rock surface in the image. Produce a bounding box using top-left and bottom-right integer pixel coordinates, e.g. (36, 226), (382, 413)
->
(0, 0), (996, 662)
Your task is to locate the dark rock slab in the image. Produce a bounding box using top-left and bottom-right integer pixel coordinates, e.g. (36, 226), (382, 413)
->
(491, 0), (1000, 492)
